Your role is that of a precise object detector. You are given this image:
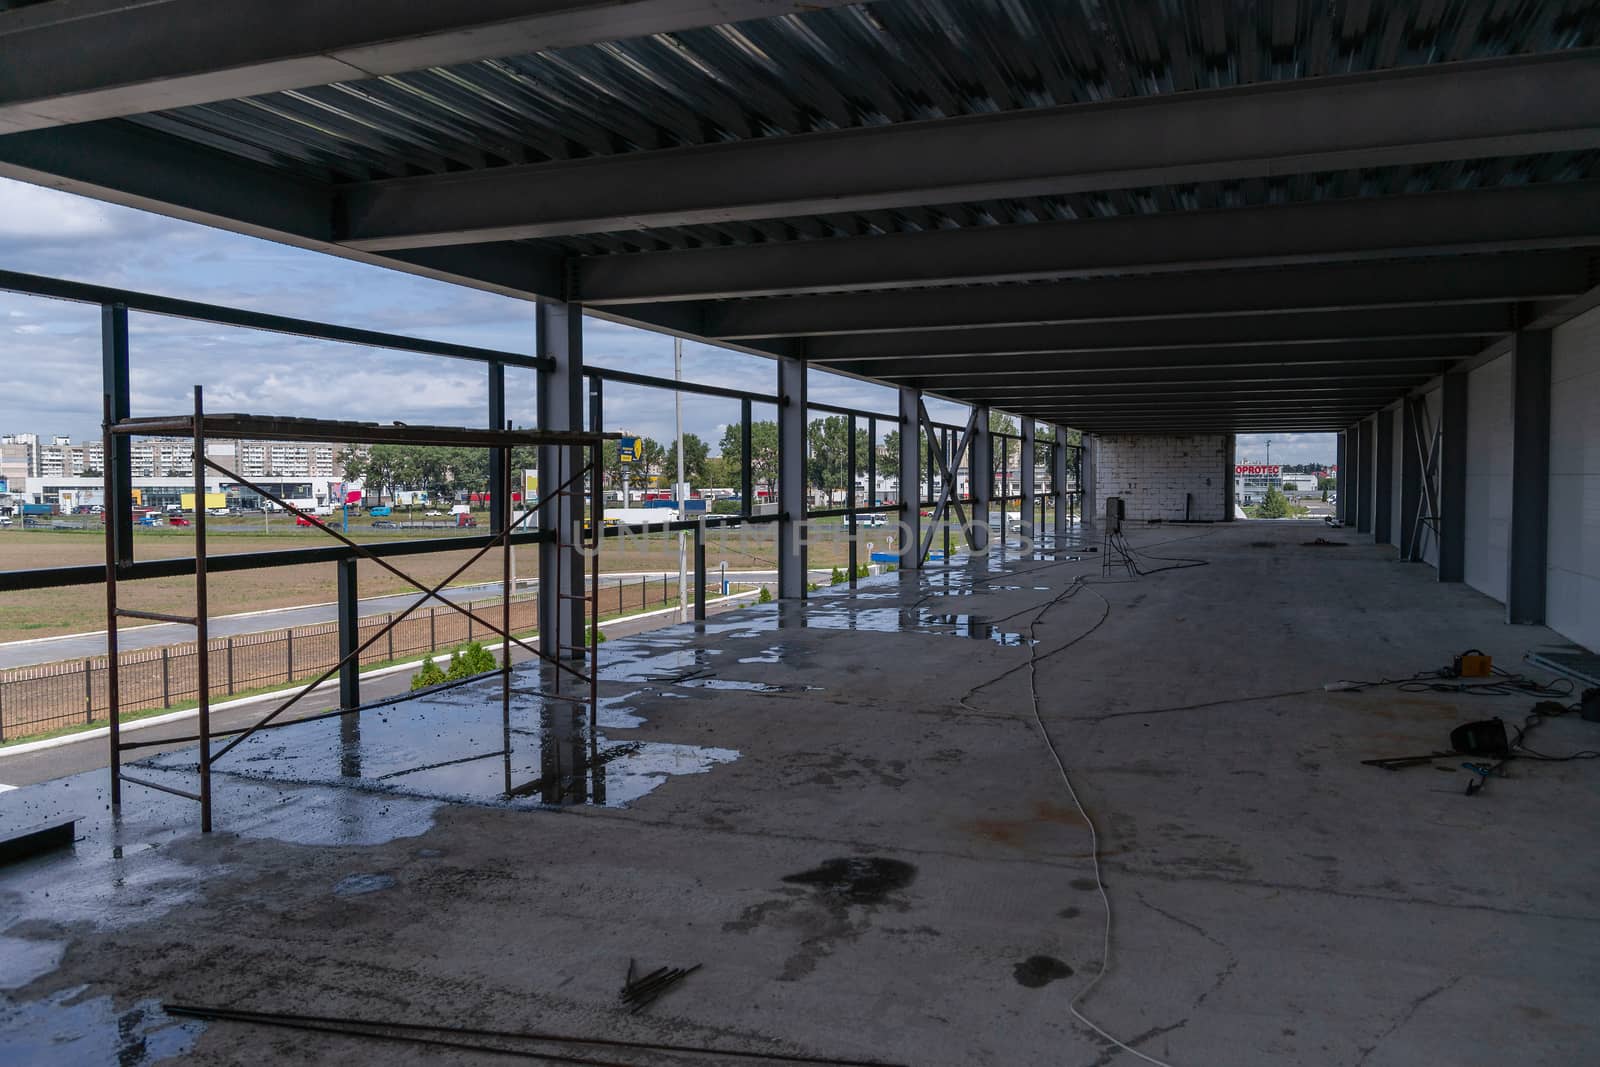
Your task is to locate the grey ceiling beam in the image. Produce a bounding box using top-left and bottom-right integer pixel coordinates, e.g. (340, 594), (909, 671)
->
(0, 0), (854, 133)
(847, 339), (1479, 382)
(804, 306), (1508, 362)
(575, 182), (1600, 304)
(0, 121), (570, 302)
(700, 254), (1593, 339)
(940, 363), (1453, 390)
(337, 51), (1600, 250)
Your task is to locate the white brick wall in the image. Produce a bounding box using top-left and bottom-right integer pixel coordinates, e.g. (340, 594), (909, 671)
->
(1092, 434), (1229, 521)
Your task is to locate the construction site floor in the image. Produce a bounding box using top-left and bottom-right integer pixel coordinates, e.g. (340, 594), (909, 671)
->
(2, 521), (1597, 1066)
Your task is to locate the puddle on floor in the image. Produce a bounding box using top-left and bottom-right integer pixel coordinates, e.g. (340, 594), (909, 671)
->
(0, 988), (203, 1066)
(676, 678), (823, 693)
(139, 662), (738, 810)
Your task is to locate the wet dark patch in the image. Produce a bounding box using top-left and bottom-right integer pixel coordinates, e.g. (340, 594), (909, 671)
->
(1058, 906), (1081, 919)
(1069, 877), (1099, 891)
(334, 873), (395, 896)
(781, 857), (916, 905)
(1013, 955), (1074, 988)
(1249, 541), (1276, 548)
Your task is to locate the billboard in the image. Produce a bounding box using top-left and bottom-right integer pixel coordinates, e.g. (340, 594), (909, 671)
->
(618, 436), (641, 463)
(1235, 464), (1281, 476)
(180, 492), (227, 511)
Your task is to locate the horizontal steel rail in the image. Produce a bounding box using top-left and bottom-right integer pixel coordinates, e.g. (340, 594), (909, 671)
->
(0, 267), (550, 369)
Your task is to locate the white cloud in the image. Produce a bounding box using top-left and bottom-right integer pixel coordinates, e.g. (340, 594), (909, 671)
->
(0, 179), (126, 240)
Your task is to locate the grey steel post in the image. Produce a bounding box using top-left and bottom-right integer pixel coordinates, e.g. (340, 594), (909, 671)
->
(1355, 418), (1375, 534)
(1374, 408), (1394, 545)
(102, 303), (133, 568)
(897, 387), (921, 570)
(192, 385), (212, 833)
(487, 360), (505, 533)
(1336, 430), (1350, 525)
(969, 405), (992, 551)
(1399, 399), (1423, 561)
(1052, 424), (1070, 542)
(777, 355), (807, 598)
(1020, 418), (1036, 542)
(336, 556), (359, 710)
(694, 519), (707, 620)
(739, 397), (753, 514)
(1438, 372), (1469, 582)
(847, 413), (858, 587)
(1507, 330), (1552, 623)
(537, 301), (585, 655)
(1079, 434), (1097, 530)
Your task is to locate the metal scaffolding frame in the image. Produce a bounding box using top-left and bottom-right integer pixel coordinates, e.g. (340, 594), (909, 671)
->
(104, 389), (614, 832)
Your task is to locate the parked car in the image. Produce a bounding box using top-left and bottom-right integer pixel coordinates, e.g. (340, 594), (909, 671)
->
(0, 516), (12, 527)
(23, 517), (42, 527)
(425, 510), (443, 517)
(169, 515), (191, 527)
(295, 514), (324, 527)
(371, 519), (398, 529)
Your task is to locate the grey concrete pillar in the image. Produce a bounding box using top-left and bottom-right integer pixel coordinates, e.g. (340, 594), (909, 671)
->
(897, 387), (922, 570)
(777, 356), (807, 598)
(1507, 330), (1552, 623)
(1052, 424), (1070, 541)
(969, 406), (992, 551)
(1438, 372), (1468, 583)
(1020, 418), (1036, 540)
(1223, 433), (1236, 520)
(1356, 418), (1374, 534)
(537, 300), (585, 655)
(1399, 398), (1423, 561)
(1374, 408), (1394, 545)
(1336, 430), (1349, 525)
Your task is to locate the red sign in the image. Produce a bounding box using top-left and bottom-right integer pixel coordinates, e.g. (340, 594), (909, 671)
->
(1234, 464), (1281, 476)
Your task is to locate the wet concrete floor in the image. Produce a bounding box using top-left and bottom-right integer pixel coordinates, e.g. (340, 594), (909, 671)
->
(2, 521), (1598, 1065)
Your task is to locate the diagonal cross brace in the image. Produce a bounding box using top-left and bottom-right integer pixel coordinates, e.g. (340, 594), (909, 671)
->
(918, 405), (978, 563)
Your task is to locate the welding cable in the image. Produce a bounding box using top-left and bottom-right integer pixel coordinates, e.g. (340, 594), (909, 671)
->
(955, 555), (1181, 1065)
(165, 1003), (909, 1067)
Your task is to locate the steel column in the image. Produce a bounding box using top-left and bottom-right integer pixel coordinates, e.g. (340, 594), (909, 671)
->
(777, 356), (807, 598)
(969, 407), (991, 551)
(1336, 431), (1349, 524)
(1438, 372), (1469, 582)
(1399, 400), (1424, 560)
(486, 360), (506, 532)
(102, 303), (132, 568)
(1507, 330), (1552, 623)
(536, 300), (585, 653)
(336, 557), (359, 710)
(1374, 409), (1394, 545)
(1020, 418), (1036, 543)
(1052, 425), (1070, 542)
(897, 387), (922, 570)
(1356, 418), (1375, 534)
(739, 397), (753, 512)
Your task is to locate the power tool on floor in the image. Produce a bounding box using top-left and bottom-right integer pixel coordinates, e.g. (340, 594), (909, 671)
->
(1448, 649), (1493, 678)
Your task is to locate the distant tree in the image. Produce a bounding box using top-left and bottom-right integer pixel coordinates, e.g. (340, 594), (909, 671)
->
(717, 421), (779, 499)
(1256, 485), (1292, 519)
(665, 432), (710, 487)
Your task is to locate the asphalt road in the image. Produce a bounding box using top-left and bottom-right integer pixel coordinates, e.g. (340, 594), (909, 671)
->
(0, 569), (801, 668)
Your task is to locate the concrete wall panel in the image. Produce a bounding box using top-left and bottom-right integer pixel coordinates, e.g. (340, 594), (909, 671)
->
(1549, 305), (1600, 651)
(1464, 354), (1513, 603)
(1422, 384), (1442, 569)
(1093, 434), (1228, 521)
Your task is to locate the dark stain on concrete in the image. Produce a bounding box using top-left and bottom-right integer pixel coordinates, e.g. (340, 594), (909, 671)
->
(1014, 955), (1074, 988)
(782, 857), (916, 905)
(1058, 906), (1082, 919)
(1070, 877), (1099, 891)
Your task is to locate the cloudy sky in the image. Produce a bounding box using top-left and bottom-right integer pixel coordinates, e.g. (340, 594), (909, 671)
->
(0, 176), (1332, 464)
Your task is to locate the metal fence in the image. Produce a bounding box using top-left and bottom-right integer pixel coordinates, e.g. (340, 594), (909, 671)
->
(0, 574), (711, 742)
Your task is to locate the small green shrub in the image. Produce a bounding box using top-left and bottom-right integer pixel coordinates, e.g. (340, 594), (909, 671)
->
(410, 655), (447, 690)
(589, 625), (607, 645)
(855, 563), (870, 578)
(711, 499), (741, 514)
(757, 586), (773, 604)
(807, 581), (819, 592)
(829, 566), (845, 585)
